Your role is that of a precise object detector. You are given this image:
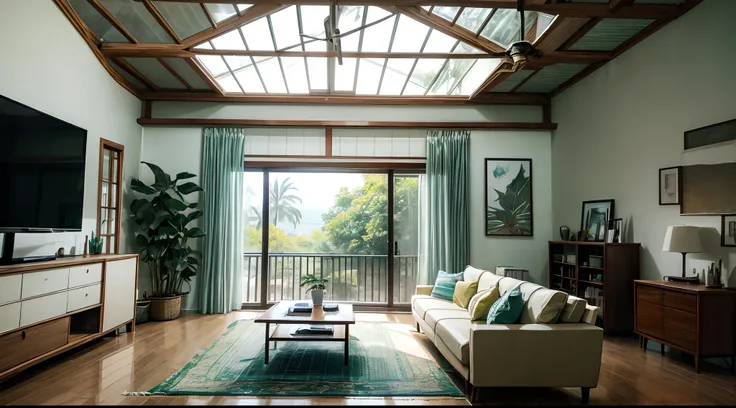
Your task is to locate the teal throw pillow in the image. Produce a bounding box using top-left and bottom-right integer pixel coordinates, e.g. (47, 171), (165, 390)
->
(486, 286), (524, 324)
(430, 270), (464, 301)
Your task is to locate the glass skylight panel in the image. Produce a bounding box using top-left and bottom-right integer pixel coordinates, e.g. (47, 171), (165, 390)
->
(211, 30), (246, 50)
(364, 6), (391, 25)
(422, 30), (458, 53)
(197, 55), (229, 77)
(403, 58), (445, 95)
(307, 57), (328, 90)
(281, 57), (310, 94)
(237, 4), (253, 13)
(360, 10), (396, 52)
(391, 15), (429, 53)
(453, 42), (483, 54)
(337, 6), (365, 52)
(481, 10), (538, 48)
(455, 8), (492, 33)
(240, 17), (275, 50)
(334, 58), (357, 92)
(98, 0), (173, 43)
(443, 59), (476, 94)
(379, 59), (414, 95)
(218, 73), (242, 92)
(355, 58), (385, 94)
(269, 7), (301, 50)
(255, 57), (287, 93)
(421, 6), (431, 12)
(432, 7), (460, 22)
(300, 6), (330, 38)
(205, 4), (238, 23)
(153, 2), (211, 39)
(454, 58), (501, 95)
(227, 56), (266, 93)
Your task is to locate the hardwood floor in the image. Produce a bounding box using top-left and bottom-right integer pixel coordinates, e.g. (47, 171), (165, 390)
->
(0, 311), (735, 405)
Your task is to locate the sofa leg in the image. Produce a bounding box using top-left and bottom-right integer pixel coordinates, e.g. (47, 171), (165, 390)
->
(581, 387), (590, 404)
(470, 385), (478, 403)
(416, 323), (420, 333)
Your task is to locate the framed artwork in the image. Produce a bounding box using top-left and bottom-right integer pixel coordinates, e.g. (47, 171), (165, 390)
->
(580, 200), (615, 242)
(606, 218), (623, 243)
(722, 215), (736, 247)
(485, 158), (533, 236)
(659, 166), (681, 205)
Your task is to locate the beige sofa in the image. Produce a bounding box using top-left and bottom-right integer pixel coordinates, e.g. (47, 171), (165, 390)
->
(412, 266), (603, 403)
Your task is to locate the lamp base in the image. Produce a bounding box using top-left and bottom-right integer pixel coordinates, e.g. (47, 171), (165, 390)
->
(664, 275), (700, 284)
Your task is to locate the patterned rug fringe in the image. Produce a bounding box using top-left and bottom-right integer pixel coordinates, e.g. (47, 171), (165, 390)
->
(122, 391), (164, 397)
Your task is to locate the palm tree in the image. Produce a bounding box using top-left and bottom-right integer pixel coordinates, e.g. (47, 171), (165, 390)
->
(270, 177), (303, 229)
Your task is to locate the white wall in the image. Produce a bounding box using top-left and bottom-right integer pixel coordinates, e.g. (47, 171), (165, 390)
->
(552, 0), (736, 284)
(0, 0), (142, 258)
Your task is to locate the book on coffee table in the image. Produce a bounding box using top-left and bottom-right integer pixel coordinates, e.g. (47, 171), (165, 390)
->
(291, 325), (335, 336)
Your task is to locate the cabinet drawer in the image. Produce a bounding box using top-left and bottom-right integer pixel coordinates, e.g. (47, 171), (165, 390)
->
(20, 291), (68, 327)
(0, 302), (21, 335)
(664, 324), (697, 351)
(0, 274), (22, 305)
(664, 291), (696, 314)
(0, 317), (69, 373)
(637, 303), (663, 338)
(637, 285), (663, 305)
(664, 306), (696, 333)
(69, 264), (103, 288)
(67, 284), (101, 313)
(21, 268), (69, 299)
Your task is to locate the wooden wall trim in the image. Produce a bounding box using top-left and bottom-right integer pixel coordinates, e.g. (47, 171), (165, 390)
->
(244, 161), (426, 170)
(325, 127), (333, 157)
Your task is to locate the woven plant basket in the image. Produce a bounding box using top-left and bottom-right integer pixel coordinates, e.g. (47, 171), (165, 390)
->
(149, 295), (182, 321)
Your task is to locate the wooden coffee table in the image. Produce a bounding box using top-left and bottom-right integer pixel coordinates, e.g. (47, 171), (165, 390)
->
(254, 301), (355, 365)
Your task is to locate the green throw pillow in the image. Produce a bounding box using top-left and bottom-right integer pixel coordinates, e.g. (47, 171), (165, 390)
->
(453, 280), (478, 308)
(467, 286), (499, 320)
(487, 286), (524, 324)
(431, 270), (463, 301)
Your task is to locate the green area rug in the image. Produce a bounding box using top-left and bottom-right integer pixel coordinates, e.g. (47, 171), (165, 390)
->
(148, 320), (462, 397)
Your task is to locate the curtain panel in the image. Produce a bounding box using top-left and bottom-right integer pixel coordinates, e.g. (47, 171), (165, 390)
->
(418, 130), (470, 285)
(199, 127), (245, 314)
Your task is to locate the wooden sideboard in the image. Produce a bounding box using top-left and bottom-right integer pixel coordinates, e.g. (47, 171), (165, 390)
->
(634, 280), (736, 373)
(0, 254), (138, 380)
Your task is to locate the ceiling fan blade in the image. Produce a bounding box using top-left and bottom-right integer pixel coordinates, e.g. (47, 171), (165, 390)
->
(300, 33), (327, 41)
(335, 37), (343, 65)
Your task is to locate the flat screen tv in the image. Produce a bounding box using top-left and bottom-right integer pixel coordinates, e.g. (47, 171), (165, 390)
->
(0, 95), (87, 233)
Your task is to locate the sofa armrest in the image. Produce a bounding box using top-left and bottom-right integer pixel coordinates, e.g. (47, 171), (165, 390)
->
(469, 323), (603, 388)
(415, 285), (434, 296)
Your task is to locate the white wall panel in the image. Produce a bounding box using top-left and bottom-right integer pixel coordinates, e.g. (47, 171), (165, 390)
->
(333, 128), (427, 157)
(244, 127), (326, 156)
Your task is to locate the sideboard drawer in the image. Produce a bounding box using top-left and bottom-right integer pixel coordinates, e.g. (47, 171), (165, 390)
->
(665, 323), (697, 351)
(69, 264), (103, 288)
(67, 284), (101, 313)
(637, 285), (662, 305)
(20, 292), (68, 327)
(21, 268), (69, 299)
(0, 317), (69, 373)
(0, 303), (21, 335)
(664, 307), (696, 332)
(664, 291), (696, 314)
(0, 274), (22, 305)
(637, 303), (663, 338)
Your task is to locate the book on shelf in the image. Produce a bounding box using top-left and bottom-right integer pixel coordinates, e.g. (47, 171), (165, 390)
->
(584, 287), (604, 316)
(291, 325), (335, 336)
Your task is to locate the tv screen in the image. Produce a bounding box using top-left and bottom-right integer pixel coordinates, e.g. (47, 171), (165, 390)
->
(0, 95), (87, 232)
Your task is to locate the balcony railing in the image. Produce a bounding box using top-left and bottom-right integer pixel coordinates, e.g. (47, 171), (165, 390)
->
(243, 253), (418, 305)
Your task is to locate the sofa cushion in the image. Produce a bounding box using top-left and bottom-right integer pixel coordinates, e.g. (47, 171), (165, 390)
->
(487, 287), (524, 324)
(463, 265), (487, 283)
(467, 286), (499, 321)
(435, 319), (471, 366)
(478, 272), (504, 291)
(412, 296), (465, 320)
(453, 280), (478, 308)
(498, 277), (524, 296)
(518, 283), (569, 324)
(431, 271), (464, 301)
(560, 295), (587, 323)
(425, 309), (471, 332)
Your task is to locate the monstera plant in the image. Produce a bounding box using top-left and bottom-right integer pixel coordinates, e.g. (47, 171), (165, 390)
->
(486, 165), (532, 236)
(130, 162), (204, 320)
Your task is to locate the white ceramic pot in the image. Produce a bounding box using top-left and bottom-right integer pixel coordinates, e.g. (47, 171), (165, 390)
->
(311, 289), (324, 306)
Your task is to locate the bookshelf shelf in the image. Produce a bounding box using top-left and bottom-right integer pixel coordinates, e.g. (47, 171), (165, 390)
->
(548, 240), (640, 335)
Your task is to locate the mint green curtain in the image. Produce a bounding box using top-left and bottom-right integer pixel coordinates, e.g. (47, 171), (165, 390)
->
(199, 128), (245, 314)
(419, 130), (470, 285)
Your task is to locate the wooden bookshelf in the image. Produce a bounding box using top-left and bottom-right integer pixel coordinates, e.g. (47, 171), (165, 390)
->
(548, 241), (640, 335)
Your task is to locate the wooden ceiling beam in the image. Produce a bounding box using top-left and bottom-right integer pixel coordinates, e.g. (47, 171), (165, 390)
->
(387, 6), (505, 53)
(535, 17), (591, 52)
(560, 18), (601, 50)
(101, 43), (194, 58)
(142, 0), (181, 43)
(87, 0), (137, 43)
(111, 57), (159, 91)
(468, 60), (518, 99)
(185, 58), (224, 94)
(181, 4), (289, 48)
(536, 51), (613, 64)
(200, 4), (218, 28)
(195, 49), (500, 59)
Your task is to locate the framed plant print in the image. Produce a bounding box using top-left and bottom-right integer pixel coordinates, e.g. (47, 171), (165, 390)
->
(659, 166), (681, 205)
(580, 199), (614, 242)
(485, 158), (533, 236)
(722, 215), (736, 247)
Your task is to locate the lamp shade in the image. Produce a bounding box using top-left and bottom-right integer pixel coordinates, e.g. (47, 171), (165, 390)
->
(662, 226), (703, 253)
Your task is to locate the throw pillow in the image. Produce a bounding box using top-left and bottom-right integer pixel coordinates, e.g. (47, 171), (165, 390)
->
(467, 286), (500, 320)
(453, 280), (478, 308)
(430, 271), (463, 301)
(486, 286), (524, 324)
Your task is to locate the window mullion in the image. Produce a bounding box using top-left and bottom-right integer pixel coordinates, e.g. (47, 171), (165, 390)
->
(400, 28), (432, 95)
(351, 6), (368, 94)
(423, 41), (459, 96)
(238, 29), (269, 93)
(267, 16), (290, 94)
(376, 14), (401, 95)
(296, 5), (313, 92)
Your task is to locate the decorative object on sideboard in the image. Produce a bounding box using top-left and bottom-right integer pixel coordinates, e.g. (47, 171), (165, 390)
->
(581, 200), (614, 242)
(56, 247), (65, 258)
(130, 162), (205, 321)
(658, 166), (681, 205)
(485, 158), (533, 236)
(89, 231), (103, 255)
(559, 225), (571, 241)
(662, 225), (702, 283)
(83, 235), (89, 256)
(722, 215), (736, 247)
(706, 260), (725, 289)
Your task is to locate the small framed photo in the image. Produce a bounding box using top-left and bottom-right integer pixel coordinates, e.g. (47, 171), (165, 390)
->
(659, 166), (681, 205)
(722, 215), (736, 247)
(581, 199), (615, 242)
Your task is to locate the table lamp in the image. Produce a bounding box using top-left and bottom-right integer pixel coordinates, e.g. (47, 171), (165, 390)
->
(662, 225), (702, 283)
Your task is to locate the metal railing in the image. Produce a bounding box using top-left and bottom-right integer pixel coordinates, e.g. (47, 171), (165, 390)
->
(242, 253), (418, 305)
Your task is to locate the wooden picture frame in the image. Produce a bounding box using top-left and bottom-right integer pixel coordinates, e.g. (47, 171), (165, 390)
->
(485, 158), (533, 237)
(580, 199), (615, 243)
(722, 215), (736, 247)
(659, 166), (681, 205)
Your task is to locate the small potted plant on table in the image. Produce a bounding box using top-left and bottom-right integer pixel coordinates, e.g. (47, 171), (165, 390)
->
(300, 274), (329, 306)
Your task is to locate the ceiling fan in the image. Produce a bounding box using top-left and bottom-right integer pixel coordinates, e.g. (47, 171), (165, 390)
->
(487, 0), (543, 71)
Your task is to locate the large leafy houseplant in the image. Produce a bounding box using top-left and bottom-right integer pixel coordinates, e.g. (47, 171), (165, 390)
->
(486, 165), (532, 236)
(130, 162), (205, 300)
